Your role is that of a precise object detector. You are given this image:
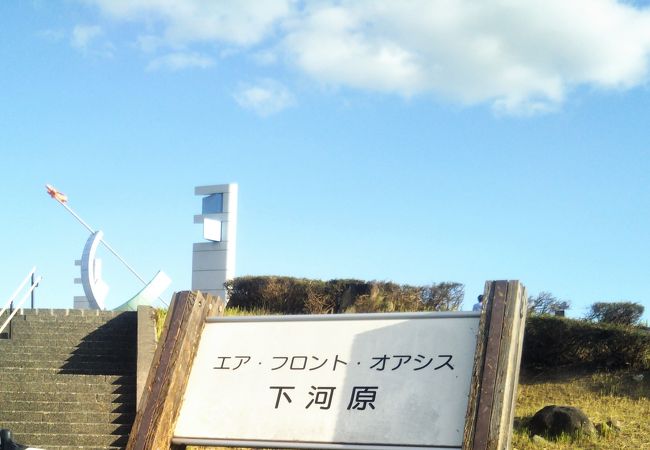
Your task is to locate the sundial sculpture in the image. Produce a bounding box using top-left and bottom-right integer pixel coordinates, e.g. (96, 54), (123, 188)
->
(46, 185), (170, 311)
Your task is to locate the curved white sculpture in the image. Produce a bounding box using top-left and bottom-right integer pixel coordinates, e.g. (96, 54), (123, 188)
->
(80, 231), (109, 310)
(113, 270), (171, 311)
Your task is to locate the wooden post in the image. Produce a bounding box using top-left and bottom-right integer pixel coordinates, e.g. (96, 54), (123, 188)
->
(463, 280), (527, 450)
(127, 291), (225, 450)
(495, 282), (527, 450)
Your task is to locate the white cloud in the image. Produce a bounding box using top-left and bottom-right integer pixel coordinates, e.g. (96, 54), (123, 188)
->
(71, 24), (114, 57)
(136, 34), (163, 53)
(39, 29), (66, 42)
(83, 0), (650, 114)
(282, 0), (650, 113)
(71, 25), (103, 50)
(86, 0), (292, 46)
(146, 52), (215, 71)
(233, 79), (295, 116)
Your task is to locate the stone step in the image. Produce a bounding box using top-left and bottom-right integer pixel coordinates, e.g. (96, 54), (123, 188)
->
(9, 312), (135, 321)
(0, 345), (137, 361)
(0, 359), (135, 371)
(0, 364), (135, 376)
(9, 311), (136, 320)
(10, 431), (129, 448)
(6, 332), (136, 343)
(0, 350), (136, 362)
(0, 410), (135, 425)
(0, 343), (135, 353)
(0, 351), (135, 361)
(0, 390), (132, 404)
(2, 400), (134, 414)
(3, 339), (136, 350)
(0, 370), (135, 384)
(1, 420), (132, 436)
(0, 359), (136, 371)
(9, 318), (136, 328)
(1, 319), (135, 332)
(2, 309), (134, 318)
(0, 342), (137, 354)
(1, 333), (135, 343)
(11, 326), (137, 341)
(0, 380), (134, 395)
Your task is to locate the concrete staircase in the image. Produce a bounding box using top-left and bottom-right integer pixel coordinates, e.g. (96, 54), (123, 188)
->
(0, 309), (137, 450)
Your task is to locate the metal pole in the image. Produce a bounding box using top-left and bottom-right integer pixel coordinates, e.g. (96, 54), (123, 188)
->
(31, 273), (35, 309)
(60, 201), (149, 285)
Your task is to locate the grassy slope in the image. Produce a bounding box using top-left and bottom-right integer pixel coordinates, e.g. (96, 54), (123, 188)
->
(512, 370), (650, 449)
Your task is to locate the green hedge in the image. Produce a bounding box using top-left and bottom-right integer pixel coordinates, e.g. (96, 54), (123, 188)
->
(523, 315), (650, 371)
(223, 278), (649, 371)
(587, 301), (645, 325)
(224, 276), (463, 314)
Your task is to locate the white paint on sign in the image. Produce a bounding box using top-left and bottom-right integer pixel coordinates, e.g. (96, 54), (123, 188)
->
(174, 312), (480, 449)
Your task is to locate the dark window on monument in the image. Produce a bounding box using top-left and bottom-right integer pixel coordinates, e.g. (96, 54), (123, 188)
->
(202, 193), (223, 214)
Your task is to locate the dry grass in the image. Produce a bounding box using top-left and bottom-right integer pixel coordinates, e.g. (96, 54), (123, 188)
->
(222, 306), (273, 316)
(512, 369), (650, 449)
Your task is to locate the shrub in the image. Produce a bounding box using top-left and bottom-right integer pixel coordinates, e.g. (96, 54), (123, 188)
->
(587, 301), (644, 326)
(224, 276), (463, 314)
(527, 291), (570, 316)
(522, 315), (650, 371)
(421, 282), (464, 311)
(223, 276), (318, 314)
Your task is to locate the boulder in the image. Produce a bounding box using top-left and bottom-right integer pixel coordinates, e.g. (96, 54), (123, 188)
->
(607, 419), (622, 432)
(529, 405), (595, 438)
(531, 434), (549, 445)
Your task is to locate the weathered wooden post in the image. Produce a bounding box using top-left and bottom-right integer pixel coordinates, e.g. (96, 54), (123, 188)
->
(463, 280), (527, 450)
(126, 291), (225, 450)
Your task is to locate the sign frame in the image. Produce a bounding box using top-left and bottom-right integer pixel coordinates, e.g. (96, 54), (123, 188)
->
(127, 280), (527, 450)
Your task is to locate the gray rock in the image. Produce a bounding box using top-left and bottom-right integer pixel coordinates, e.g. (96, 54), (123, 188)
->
(529, 405), (595, 438)
(532, 434), (549, 445)
(606, 419), (622, 432)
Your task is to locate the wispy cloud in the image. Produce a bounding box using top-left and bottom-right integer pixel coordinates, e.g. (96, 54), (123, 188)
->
(86, 0), (291, 46)
(82, 0), (650, 114)
(233, 79), (295, 116)
(71, 25), (103, 50)
(146, 52), (215, 71)
(70, 25), (114, 57)
(38, 29), (66, 42)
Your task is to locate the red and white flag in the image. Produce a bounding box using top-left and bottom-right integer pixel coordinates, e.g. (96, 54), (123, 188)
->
(45, 184), (68, 203)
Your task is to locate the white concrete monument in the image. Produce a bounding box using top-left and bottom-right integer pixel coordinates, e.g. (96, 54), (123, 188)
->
(192, 183), (238, 301)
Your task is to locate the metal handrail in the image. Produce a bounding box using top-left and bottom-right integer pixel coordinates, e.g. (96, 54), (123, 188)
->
(0, 267), (36, 319)
(0, 275), (42, 336)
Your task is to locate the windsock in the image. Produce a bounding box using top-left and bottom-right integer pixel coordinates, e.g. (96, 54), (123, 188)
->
(46, 184), (68, 203)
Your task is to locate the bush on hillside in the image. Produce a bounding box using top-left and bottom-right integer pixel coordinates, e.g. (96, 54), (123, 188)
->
(523, 315), (650, 371)
(224, 276), (463, 314)
(421, 282), (464, 311)
(527, 291), (570, 316)
(587, 301), (644, 326)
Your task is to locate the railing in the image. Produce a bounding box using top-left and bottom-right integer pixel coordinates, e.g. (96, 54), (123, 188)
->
(0, 267), (42, 337)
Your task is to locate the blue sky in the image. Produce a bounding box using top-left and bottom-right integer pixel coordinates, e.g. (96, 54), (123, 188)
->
(1, 1), (649, 321)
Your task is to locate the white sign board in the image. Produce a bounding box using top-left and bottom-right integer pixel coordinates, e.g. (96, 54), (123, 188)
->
(174, 312), (480, 449)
